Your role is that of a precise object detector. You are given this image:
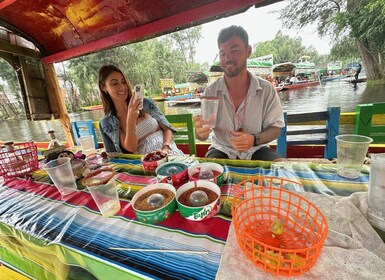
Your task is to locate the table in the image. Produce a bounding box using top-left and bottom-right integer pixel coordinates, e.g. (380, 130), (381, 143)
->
(0, 155), (371, 279)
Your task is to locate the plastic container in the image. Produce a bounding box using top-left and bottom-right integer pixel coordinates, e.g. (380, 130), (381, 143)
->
(82, 168), (121, 217)
(141, 150), (168, 175)
(336, 134), (373, 179)
(188, 162), (224, 186)
(0, 141), (39, 178)
(43, 157), (78, 195)
(79, 135), (95, 154)
(201, 97), (219, 128)
(367, 153), (385, 231)
(232, 175), (328, 276)
(176, 180), (221, 221)
(156, 162), (188, 189)
(131, 183), (176, 224)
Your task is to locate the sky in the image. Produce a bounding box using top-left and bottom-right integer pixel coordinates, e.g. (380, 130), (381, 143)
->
(194, 1), (332, 64)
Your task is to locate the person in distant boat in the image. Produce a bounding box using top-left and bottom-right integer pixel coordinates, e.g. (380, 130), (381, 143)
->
(98, 64), (183, 155)
(193, 25), (284, 161)
(355, 63), (362, 80)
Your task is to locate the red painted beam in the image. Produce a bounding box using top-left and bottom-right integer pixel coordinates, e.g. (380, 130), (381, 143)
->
(42, 0), (264, 64)
(0, 0), (17, 10)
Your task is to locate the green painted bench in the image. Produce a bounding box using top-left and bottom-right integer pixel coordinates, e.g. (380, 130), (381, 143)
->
(355, 102), (385, 143)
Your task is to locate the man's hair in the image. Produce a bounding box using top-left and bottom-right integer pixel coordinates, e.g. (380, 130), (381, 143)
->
(217, 25), (249, 47)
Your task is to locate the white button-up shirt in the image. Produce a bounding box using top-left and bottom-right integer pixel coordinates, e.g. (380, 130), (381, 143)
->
(205, 72), (284, 159)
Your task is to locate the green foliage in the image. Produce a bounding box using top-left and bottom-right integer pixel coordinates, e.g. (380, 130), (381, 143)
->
(252, 31), (319, 64)
(279, 0), (385, 81)
(55, 26), (204, 110)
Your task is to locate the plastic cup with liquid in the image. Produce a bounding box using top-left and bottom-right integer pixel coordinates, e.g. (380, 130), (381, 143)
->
(367, 153), (385, 231)
(201, 97), (219, 128)
(336, 134), (373, 179)
(82, 168), (121, 217)
(43, 157), (78, 195)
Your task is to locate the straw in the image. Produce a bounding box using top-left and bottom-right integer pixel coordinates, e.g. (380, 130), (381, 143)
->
(109, 248), (208, 254)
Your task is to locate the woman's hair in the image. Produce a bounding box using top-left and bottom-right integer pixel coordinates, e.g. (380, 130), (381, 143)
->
(98, 64), (133, 115)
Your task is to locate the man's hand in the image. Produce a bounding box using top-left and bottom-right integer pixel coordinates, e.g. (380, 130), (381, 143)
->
(229, 130), (254, 152)
(193, 115), (211, 141)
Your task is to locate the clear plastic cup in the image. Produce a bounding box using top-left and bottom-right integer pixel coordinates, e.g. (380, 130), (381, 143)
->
(336, 134), (373, 179)
(79, 135), (95, 151)
(201, 97), (219, 128)
(43, 157), (78, 195)
(367, 153), (385, 230)
(83, 169), (121, 217)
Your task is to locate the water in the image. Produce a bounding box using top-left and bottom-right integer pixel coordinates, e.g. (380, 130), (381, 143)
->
(1, 81), (385, 143)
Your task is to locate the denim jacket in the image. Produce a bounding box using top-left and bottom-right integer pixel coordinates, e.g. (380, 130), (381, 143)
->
(99, 98), (176, 153)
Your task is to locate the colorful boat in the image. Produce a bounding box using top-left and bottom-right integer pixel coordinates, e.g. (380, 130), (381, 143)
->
(82, 104), (103, 111)
(165, 98), (201, 106)
(273, 58), (320, 91)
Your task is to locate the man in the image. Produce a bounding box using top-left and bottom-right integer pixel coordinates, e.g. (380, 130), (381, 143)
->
(355, 63), (362, 80)
(194, 25), (284, 161)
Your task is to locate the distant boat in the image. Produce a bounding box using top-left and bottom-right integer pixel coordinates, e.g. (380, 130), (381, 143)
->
(165, 98), (201, 107)
(83, 104), (103, 111)
(280, 80), (321, 91)
(343, 77), (367, 84)
(273, 58), (320, 91)
(321, 75), (341, 82)
(164, 93), (194, 101)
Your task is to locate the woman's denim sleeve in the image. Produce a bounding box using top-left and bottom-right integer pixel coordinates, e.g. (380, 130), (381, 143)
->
(99, 120), (117, 152)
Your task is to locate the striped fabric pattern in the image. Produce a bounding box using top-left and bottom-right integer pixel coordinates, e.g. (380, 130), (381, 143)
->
(0, 155), (369, 279)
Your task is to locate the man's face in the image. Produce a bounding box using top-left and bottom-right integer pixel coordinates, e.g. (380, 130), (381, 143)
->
(219, 35), (251, 78)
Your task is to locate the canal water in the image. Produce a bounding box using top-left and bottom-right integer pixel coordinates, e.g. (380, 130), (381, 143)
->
(1, 80), (384, 143)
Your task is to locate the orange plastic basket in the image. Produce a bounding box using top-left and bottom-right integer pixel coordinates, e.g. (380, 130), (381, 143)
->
(0, 142), (39, 179)
(231, 175), (328, 277)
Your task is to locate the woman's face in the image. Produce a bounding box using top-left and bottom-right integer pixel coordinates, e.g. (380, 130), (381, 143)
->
(102, 71), (129, 101)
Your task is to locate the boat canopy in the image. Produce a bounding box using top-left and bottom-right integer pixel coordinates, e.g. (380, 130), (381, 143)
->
(0, 0), (273, 64)
(0, 0), (275, 144)
(210, 57), (273, 73)
(272, 62), (296, 73)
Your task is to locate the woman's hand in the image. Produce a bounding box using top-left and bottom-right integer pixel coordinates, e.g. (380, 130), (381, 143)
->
(193, 115), (211, 141)
(127, 95), (141, 119)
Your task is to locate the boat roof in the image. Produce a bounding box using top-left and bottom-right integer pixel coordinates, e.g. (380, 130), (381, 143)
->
(210, 57), (273, 72)
(0, 0), (275, 63)
(272, 62), (296, 73)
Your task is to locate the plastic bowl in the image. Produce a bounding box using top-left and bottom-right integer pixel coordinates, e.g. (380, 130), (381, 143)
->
(188, 162), (224, 186)
(156, 161), (189, 189)
(141, 151), (168, 175)
(176, 180), (221, 221)
(131, 183), (176, 224)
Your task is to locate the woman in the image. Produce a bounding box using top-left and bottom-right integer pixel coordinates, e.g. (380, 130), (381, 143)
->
(98, 64), (184, 155)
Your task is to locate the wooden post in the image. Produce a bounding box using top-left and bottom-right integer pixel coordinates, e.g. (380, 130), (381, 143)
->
(43, 63), (75, 147)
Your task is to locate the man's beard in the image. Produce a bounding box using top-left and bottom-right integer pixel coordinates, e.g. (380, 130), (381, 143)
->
(222, 61), (246, 77)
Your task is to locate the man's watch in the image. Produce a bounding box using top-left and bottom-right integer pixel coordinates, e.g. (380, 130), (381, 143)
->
(253, 134), (260, 146)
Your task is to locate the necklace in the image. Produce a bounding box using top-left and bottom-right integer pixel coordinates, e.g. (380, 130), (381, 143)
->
(228, 92), (247, 132)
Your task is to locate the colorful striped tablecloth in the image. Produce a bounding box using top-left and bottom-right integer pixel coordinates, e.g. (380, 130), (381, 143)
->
(0, 155), (370, 279)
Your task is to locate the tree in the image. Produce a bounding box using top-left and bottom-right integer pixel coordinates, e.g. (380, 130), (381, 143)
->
(170, 27), (203, 73)
(279, 0), (385, 83)
(252, 31), (320, 64)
